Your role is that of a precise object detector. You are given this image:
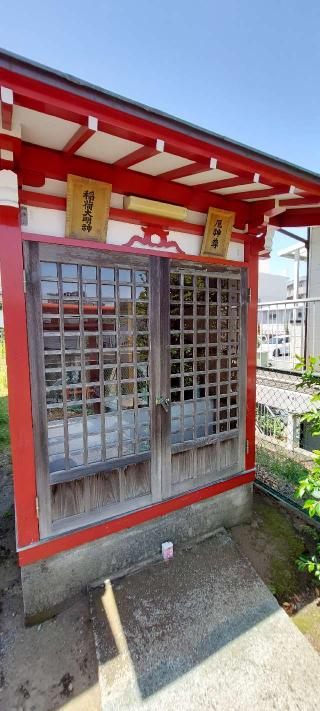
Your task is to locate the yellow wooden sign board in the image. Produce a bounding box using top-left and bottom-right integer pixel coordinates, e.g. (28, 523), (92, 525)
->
(201, 207), (235, 258)
(65, 175), (112, 241)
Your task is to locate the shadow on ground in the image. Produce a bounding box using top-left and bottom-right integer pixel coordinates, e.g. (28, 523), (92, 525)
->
(90, 522), (320, 711)
(91, 531), (277, 701)
(0, 450), (100, 711)
(1, 428), (319, 711)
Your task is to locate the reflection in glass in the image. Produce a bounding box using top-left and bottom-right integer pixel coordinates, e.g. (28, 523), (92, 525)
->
(119, 269), (131, 282)
(170, 268), (240, 442)
(41, 281), (58, 299)
(119, 285), (132, 299)
(82, 266), (97, 280)
(41, 261), (151, 472)
(101, 284), (115, 299)
(62, 263), (77, 279)
(41, 262), (57, 278)
(136, 270), (148, 284)
(63, 282), (79, 297)
(101, 267), (114, 282)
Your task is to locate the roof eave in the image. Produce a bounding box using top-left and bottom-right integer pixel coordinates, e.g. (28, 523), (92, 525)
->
(1, 47), (320, 189)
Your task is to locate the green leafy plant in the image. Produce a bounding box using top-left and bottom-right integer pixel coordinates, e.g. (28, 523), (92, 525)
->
(0, 336), (7, 398)
(294, 356), (320, 580)
(0, 396), (10, 452)
(256, 446), (308, 485)
(256, 411), (285, 439)
(296, 545), (320, 580)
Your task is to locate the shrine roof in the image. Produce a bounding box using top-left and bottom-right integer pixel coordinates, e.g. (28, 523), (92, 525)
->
(1, 47), (320, 231)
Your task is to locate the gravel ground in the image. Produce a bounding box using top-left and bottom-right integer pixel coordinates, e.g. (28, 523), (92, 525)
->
(0, 452), (100, 711)
(1, 445), (319, 709)
(256, 463), (297, 499)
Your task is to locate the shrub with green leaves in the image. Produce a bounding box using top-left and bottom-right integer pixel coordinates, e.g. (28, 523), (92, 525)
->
(294, 356), (320, 580)
(256, 411), (285, 439)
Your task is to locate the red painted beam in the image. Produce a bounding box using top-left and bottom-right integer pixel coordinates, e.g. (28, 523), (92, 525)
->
(109, 207), (204, 235)
(19, 191), (247, 244)
(158, 161), (211, 181)
(280, 196), (320, 207)
(1, 101), (13, 130)
(3, 66), (320, 196)
(0, 206), (39, 547)
(18, 149), (320, 231)
(20, 170), (46, 188)
(223, 184), (294, 201)
(18, 470), (255, 565)
(20, 190), (65, 210)
(63, 116), (97, 155)
(19, 189), (203, 232)
(264, 195), (320, 208)
(199, 175), (255, 192)
(0, 133), (20, 155)
(22, 231), (248, 268)
(249, 201), (320, 230)
(273, 207), (320, 228)
(19, 143), (250, 227)
(113, 144), (159, 169)
(1, 86), (13, 130)
(240, 186), (320, 203)
(0, 158), (14, 171)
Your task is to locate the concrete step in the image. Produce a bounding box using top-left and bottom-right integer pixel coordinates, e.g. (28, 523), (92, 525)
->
(89, 529), (320, 711)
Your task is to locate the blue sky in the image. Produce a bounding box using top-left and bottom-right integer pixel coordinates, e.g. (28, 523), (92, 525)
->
(260, 230), (307, 279)
(1, 1), (317, 276)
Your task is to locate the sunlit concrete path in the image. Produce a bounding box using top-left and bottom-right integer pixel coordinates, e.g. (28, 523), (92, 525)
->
(90, 529), (320, 710)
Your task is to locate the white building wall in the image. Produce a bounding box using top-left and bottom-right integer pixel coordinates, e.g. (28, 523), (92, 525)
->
(307, 227), (320, 360)
(258, 272), (289, 302)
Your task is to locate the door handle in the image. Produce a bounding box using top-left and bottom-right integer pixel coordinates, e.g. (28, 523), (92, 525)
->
(156, 396), (170, 412)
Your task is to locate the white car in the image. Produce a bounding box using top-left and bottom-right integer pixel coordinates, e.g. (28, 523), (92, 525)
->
(267, 335), (290, 358)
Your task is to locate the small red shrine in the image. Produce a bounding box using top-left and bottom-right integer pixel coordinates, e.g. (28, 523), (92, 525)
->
(1, 49), (319, 620)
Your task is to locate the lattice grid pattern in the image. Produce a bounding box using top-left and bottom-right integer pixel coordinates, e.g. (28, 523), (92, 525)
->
(40, 261), (150, 473)
(169, 269), (241, 444)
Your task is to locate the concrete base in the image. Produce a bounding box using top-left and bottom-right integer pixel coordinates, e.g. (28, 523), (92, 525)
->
(90, 527), (320, 711)
(21, 483), (252, 623)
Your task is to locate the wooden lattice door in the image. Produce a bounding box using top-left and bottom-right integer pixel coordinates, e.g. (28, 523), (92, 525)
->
(24, 244), (247, 537)
(163, 261), (247, 497)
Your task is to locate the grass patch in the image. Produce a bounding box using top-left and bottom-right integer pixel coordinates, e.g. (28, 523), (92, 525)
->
(0, 396), (10, 452)
(255, 498), (306, 600)
(0, 338), (7, 397)
(0, 341), (9, 452)
(256, 446), (308, 486)
(3, 506), (13, 519)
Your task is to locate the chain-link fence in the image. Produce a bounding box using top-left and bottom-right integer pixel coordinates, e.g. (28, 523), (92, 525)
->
(255, 366), (317, 502)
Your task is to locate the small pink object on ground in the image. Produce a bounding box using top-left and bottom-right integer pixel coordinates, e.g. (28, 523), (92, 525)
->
(162, 541), (173, 561)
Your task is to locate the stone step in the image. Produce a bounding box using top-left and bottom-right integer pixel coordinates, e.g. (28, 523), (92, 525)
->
(89, 528), (320, 711)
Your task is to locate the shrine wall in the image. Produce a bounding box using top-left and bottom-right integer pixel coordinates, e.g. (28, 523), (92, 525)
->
(20, 200), (245, 262)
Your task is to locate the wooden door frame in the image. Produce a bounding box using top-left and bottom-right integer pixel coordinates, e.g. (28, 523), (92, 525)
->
(161, 258), (248, 498)
(24, 241), (161, 536)
(23, 242), (249, 538)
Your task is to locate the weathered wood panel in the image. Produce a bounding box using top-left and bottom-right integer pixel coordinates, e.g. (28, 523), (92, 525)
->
(172, 442), (218, 485)
(89, 470), (120, 511)
(220, 436), (238, 469)
(51, 478), (85, 521)
(51, 462), (152, 520)
(124, 461), (151, 500)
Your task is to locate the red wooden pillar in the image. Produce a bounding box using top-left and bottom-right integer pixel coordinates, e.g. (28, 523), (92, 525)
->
(0, 202), (39, 547)
(244, 237), (260, 471)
